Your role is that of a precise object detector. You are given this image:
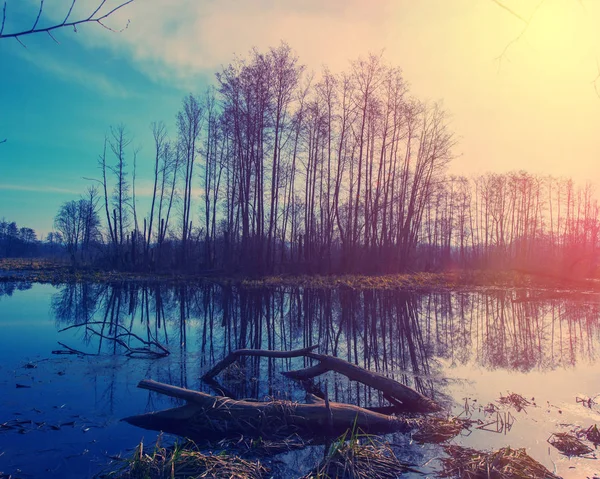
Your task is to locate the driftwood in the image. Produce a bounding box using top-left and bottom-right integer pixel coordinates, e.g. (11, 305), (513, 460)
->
(123, 379), (420, 442)
(201, 347), (440, 413)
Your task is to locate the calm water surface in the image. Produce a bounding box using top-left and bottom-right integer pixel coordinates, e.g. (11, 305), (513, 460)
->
(1, 281), (600, 478)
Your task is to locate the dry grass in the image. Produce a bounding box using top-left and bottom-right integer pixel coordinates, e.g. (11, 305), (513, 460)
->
(217, 434), (309, 456)
(498, 393), (531, 412)
(300, 430), (411, 479)
(98, 438), (268, 479)
(439, 445), (560, 479)
(582, 424), (600, 445)
(547, 432), (594, 457)
(4, 259), (599, 292)
(412, 417), (471, 444)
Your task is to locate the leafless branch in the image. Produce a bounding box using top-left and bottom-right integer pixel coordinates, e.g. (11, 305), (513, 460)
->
(0, 139), (6, 144)
(47, 30), (59, 44)
(1, 2), (6, 36)
(63, 0), (77, 24)
(32, 0), (44, 32)
(0, 0), (134, 43)
(491, 0), (528, 23)
(494, 0), (548, 70)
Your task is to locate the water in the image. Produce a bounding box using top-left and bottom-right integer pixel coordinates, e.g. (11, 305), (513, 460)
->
(1, 281), (600, 478)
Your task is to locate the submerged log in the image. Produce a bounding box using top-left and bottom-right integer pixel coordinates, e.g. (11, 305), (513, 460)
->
(123, 379), (420, 442)
(201, 347), (440, 414)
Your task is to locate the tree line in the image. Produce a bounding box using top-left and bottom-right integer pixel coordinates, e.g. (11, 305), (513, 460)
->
(44, 43), (600, 277)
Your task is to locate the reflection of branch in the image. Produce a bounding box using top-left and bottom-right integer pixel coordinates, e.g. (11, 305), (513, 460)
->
(0, 0), (134, 46)
(57, 321), (170, 358)
(52, 341), (95, 356)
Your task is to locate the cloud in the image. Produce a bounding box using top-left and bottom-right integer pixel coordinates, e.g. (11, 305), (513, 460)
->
(0, 184), (80, 195)
(10, 42), (132, 98)
(31, 0), (397, 88)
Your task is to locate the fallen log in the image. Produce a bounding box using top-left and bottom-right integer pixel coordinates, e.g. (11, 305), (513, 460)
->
(123, 379), (420, 442)
(201, 347), (440, 414)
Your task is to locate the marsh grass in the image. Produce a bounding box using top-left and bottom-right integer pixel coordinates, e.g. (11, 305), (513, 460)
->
(300, 427), (414, 479)
(498, 393), (531, 412)
(216, 434), (309, 457)
(547, 432), (594, 457)
(98, 437), (268, 479)
(4, 258), (600, 292)
(440, 445), (560, 479)
(412, 416), (471, 444)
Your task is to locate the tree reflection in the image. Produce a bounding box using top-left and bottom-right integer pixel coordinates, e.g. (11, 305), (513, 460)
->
(49, 282), (600, 405)
(0, 281), (32, 298)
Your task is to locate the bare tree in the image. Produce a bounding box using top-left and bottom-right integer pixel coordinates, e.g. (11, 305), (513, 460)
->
(54, 194), (100, 264)
(109, 124), (132, 251)
(0, 0), (134, 46)
(176, 94), (203, 267)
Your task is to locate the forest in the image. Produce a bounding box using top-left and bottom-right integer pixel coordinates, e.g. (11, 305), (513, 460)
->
(6, 44), (600, 277)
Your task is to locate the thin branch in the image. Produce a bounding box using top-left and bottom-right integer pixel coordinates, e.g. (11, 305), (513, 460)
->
(0, 0), (134, 40)
(31, 0), (44, 32)
(491, 0), (528, 23)
(47, 30), (59, 44)
(1, 2), (6, 36)
(88, 0), (108, 20)
(494, 0), (548, 70)
(0, 139), (6, 144)
(63, 0), (77, 24)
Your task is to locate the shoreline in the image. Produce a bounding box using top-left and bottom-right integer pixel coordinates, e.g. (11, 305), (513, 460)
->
(2, 258), (599, 293)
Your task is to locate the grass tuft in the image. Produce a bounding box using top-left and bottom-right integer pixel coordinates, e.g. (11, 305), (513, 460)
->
(439, 445), (560, 479)
(547, 432), (594, 457)
(98, 436), (268, 479)
(300, 428), (414, 479)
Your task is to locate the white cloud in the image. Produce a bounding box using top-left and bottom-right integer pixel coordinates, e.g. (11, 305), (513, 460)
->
(0, 183), (80, 194)
(30, 0), (396, 87)
(11, 46), (132, 97)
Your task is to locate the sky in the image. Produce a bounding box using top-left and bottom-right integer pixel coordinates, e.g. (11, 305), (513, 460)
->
(1, 0), (600, 238)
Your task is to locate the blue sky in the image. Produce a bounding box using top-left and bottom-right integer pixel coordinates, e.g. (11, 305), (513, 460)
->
(0, 1), (203, 237)
(1, 0), (600, 238)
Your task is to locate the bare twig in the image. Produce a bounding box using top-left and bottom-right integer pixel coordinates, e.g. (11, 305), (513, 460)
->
(493, 0), (548, 69)
(0, 0), (134, 42)
(52, 341), (94, 356)
(491, 0), (528, 23)
(58, 321), (169, 358)
(31, 0), (45, 32)
(0, 2), (6, 36)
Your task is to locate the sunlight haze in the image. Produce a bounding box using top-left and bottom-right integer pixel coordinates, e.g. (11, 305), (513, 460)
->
(1, 0), (600, 234)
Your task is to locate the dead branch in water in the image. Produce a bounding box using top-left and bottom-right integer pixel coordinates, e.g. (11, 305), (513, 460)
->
(122, 379), (420, 442)
(202, 346), (440, 413)
(202, 345), (319, 380)
(56, 322), (169, 358)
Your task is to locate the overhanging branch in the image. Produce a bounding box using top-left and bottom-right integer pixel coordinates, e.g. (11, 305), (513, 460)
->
(0, 0), (134, 44)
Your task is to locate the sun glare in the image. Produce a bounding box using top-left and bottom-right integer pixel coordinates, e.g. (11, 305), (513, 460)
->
(523, 0), (597, 69)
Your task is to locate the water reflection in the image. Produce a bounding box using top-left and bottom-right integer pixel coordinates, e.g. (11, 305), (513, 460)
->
(49, 283), (600, 404)
(2, 282), (600, 478)
(0, 281), (32, 298)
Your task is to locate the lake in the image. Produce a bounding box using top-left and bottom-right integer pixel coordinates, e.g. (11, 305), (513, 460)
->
(1, 281), (600, 478)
